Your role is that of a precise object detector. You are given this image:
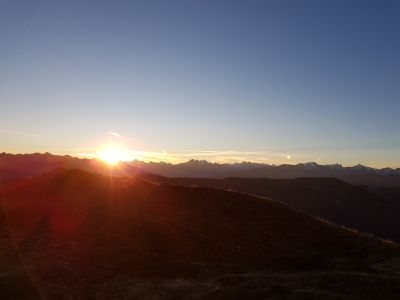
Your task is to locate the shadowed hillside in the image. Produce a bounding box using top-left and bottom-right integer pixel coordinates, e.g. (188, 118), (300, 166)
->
(1, 168), (400, 299)
(141, 175), (400, 243)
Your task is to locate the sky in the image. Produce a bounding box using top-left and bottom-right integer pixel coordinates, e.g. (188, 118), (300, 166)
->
(0, 0), (399, 167)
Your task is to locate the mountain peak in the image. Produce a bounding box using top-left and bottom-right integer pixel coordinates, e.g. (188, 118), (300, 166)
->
(184, 159), (212, 166)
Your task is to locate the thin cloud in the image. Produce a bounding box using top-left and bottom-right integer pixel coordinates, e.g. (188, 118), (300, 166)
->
(109, 131), (123, 138)
(75, 147), (300, 164)
(0, 129), (41, 137)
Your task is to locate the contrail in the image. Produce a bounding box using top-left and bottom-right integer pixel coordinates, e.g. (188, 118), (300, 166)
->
(109, 132), (123, 138)
(0, 129), (40, 137)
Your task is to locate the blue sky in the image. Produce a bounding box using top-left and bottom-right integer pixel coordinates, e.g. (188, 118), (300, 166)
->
(0, 0), (399, 167)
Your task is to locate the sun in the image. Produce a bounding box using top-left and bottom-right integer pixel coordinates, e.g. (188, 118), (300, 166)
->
(98, 147), (126, 165)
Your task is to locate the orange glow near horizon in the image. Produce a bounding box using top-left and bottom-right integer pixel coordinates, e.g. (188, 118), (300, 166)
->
(98, 146), (133, 165)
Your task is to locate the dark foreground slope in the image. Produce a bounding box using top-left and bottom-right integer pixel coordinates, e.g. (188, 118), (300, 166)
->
(1, 169), (400, 299)
(144, 176), (400, 243)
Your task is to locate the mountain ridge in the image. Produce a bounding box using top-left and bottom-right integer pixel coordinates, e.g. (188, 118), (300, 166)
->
(1, 152), (400, 187)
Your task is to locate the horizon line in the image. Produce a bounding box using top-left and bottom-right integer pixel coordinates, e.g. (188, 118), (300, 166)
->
(1, 151), (399, 170)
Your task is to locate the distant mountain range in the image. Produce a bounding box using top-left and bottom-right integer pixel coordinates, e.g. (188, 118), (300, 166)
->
(129, 159), (400, 187)
(2, 168), (400, 299)
(134, 159), (400, 177)
(1, 153), (400, 187)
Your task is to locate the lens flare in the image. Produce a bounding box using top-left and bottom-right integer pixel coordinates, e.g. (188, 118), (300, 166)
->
(98, 147), (128, 165)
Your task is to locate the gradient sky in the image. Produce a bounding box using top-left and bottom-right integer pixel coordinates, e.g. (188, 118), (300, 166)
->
(1, 0), (399, 167)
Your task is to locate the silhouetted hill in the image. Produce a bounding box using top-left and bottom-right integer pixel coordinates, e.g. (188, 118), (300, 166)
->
(140, 175), (400, 243)
(1, 169), (400, 299)
(0, 152), (92, 179)
(0, 152), (138, 180)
